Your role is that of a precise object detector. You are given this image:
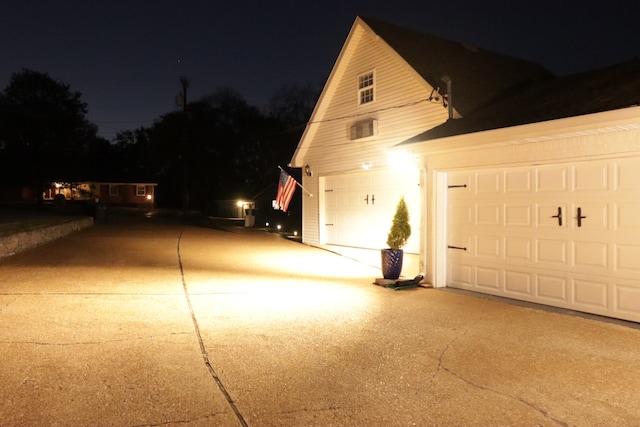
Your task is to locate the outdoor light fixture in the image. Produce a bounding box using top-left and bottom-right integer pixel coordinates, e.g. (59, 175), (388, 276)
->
(305, 164), (312, 176)
(277, 224), (282, 231)
(362, 162), (372, 170)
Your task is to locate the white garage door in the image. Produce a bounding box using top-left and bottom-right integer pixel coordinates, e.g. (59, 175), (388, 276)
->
(322, 169), (420, 252)
(447, 157), (640, 322)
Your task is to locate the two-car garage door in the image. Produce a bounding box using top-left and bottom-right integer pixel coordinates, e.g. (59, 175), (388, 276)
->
(447, 157), (640, 322)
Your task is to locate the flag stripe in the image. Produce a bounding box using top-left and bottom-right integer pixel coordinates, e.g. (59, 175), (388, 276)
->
(276, 170), (297, 212)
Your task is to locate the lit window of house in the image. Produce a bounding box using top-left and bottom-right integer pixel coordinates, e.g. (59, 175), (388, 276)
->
(358, 71), (374, 105)
(136, 185), (146, 196)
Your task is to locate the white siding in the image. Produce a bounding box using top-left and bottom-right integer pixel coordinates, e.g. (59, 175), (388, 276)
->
(302, 25), (448, 177)
(297, 21), (448, 247)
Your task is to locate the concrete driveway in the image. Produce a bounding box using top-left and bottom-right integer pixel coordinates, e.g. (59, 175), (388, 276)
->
(1, 213), (639, 426)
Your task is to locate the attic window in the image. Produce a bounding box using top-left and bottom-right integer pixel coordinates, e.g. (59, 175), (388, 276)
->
(358, 71), (375, 105)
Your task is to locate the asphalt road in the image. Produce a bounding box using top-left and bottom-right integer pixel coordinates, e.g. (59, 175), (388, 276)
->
(1, 212), (639, 426)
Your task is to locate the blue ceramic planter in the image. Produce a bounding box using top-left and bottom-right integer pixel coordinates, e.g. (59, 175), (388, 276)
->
(381, 248), (404, 279)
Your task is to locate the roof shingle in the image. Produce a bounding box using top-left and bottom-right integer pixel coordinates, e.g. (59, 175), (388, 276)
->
(363, 16), (554, 116)
(402, 58), (640, 143)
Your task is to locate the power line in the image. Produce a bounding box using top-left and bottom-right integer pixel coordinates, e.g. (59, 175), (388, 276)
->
(305, 97), (444, 125)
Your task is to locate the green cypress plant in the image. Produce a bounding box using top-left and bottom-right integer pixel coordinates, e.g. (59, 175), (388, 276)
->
(386, 196), (411, 250)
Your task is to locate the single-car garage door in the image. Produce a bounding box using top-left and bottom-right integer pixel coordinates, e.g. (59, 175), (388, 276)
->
(322, 169), (420, 252)
(447, 157), (640, 322)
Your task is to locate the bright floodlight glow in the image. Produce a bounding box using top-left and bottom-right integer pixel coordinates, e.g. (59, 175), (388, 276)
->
(293, 231), (298, 236)
(277, 224), (282, 230)
(146, 194), (152, 200)
(387, 149), (417, 170)
(237, 200), (246, 207)
(182, 240), (384, 322)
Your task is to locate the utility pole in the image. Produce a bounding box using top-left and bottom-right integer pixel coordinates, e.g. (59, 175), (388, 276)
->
(179, 76), (190, 215)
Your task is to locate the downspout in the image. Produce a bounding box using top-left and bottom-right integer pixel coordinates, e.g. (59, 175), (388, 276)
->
(441, 75), (453, 119)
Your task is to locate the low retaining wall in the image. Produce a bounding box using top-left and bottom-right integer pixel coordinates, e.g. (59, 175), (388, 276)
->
(0, 217), (94, 259)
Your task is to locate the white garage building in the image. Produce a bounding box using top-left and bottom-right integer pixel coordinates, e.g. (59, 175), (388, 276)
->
(290, 16), (640, 322)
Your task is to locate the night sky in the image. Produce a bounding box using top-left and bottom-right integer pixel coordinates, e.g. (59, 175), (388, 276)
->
(2, 0), (639, 139)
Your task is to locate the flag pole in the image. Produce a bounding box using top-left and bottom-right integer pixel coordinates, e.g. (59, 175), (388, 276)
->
(278, 165), (313, 197)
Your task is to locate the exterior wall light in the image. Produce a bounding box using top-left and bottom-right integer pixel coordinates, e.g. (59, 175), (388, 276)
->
(305, 164), (312, 176)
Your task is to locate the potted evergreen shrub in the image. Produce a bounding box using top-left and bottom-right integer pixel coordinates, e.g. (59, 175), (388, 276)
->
(381, 196), (411, 279)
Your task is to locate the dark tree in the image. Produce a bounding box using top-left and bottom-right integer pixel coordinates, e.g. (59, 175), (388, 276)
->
(111, 127), (154, 181)
(267, 82), (320, 126)
(136, 83), (320, 217)
(0, 69), (98, 197)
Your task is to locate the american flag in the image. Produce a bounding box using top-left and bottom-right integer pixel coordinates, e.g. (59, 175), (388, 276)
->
(275, 170), (297, 212)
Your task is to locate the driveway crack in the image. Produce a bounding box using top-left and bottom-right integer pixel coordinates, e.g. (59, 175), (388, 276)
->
(433, 320), (568, 427)
(177, 228), (248, 427)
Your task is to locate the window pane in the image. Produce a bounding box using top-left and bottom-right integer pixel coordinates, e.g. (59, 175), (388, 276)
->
(360, 87), (374, 104)
(358, 72), (373, 89)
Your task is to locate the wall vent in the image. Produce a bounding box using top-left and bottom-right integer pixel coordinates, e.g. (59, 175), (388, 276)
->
(349, 119), (377, 140)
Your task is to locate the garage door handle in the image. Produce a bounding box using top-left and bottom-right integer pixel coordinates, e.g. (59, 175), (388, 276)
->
(577, 207), (587, 227)
(551, 207), (562, 226)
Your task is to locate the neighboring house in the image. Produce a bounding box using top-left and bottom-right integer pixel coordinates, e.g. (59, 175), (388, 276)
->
(290, 16), (640, 322)
(43, 181), (157, 207)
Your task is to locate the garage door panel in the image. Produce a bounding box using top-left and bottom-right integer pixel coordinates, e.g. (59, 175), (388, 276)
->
(448, 174), (473, 193)
(536, 204), (567, 228)
(505, 204), (532, 226)
(477, 267), (501, 290)
(476, 235), (500, 258)
(615, 203), (640, 231)
(616, 281), (640, 315)
(448, 234), (472, 253)
(447, 158), (640, 322)
(536, 274), (569, 302)
(573, 240), (608, 269)
(573, 278), (608, 310)
(449, 201), (473, 226)
(477, 172), (501, 193)
(476, 204), (500, 225)
(536, 239), (568, 264)
(505, 169), (532, 193)
(504, 270), (533, 295)
(570, 202), (609, 231)
(505, 237), (532, 261)
(536, 166), (568, 192)
(449, 262), (473, 286)
(573, 163), (609, 192)
(615, 159), (640, 191)
(615, 243), (640, 274)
